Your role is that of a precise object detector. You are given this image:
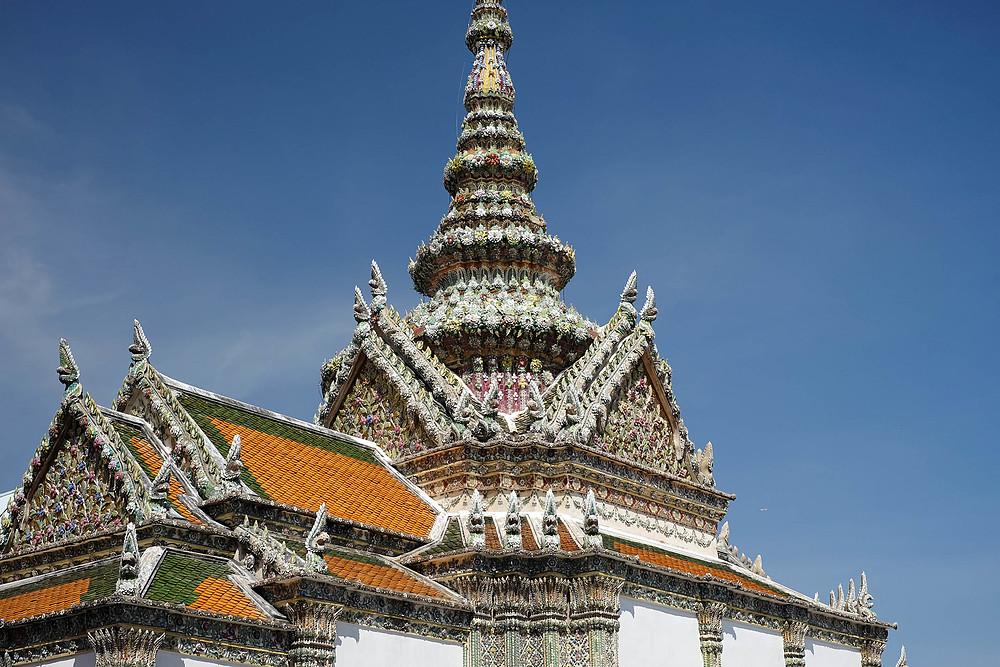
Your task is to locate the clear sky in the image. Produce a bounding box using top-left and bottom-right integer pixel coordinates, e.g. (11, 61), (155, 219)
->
(1, 1), (997, 662)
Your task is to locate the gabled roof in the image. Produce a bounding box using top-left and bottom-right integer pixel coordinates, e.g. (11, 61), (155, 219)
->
(320, 546), (459, 602)
(144, 550), (270, 621)
(0, 557), (118, 621)
(165, 378), (440, 540)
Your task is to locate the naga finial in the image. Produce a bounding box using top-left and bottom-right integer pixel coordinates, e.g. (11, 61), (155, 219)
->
(57, 338), (81, 397)
(353, 286), (371, 322)
(116, 522), (141, 596)
(583, 489), (600, 546)
(542, 489), (559, 548)
(620, 270), (638, 304)
(150, 461), (171, 503)
(858, 571), (876, 620)
(369, 260), (387, 298)
(504, 491), (521, 549)
(130, 319), (152, 363)
(469, 489), (486, 546)
(305, 503), (330, 572)
(223, 434), (244, 482)
(697, 441), (715, 487)
(640, 285), (658, 322)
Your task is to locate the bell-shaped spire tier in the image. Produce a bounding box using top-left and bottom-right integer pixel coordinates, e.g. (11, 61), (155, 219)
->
(408, 0), (595, 409)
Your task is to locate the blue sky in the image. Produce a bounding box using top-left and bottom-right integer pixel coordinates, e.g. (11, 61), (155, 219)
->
(1, 1), (997, 662)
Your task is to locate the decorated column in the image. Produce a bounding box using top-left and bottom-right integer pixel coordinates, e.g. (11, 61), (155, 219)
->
(284, 602), (341, 667)
(782, 621), (807, 667)
(87, 628), (164, 667)
(697, 602), (725, 667)
(569, 576), (622, 667)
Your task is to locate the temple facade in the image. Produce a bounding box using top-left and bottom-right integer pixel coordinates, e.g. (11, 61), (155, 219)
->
(0, 2), (900, 667)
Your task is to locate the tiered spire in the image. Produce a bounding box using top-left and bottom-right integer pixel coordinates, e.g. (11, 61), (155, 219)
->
(408, 0), (595, 412)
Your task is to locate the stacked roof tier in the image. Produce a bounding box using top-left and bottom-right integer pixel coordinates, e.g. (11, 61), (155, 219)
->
(408, 0), (595, 397)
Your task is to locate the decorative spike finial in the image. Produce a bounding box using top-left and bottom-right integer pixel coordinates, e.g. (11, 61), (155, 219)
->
(56, 338), (81, 397)
(620, 271), (638, 305)
(469, 489), (486, 547)
(717, 521), (730, 548)
(130, 319), (152, 362)
(353, 286), (370, 322)
(896, 646), (907, 667)
(640, 286), (658, 322)
(116, 522), (140, 596)
(223, 434), (244, 482)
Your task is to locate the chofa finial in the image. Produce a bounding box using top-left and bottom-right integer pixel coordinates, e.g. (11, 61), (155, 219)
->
(353, 286), (371, 322)
(896, 645), (907, 667)
(369, 260), (387, 298)
(130, 319), (152, 362)
(620, 271), (638, 304)
(640, 286), (657, 322)
(57, 338), (81, 397)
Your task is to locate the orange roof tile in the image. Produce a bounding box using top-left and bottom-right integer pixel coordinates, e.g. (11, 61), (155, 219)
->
(484, 517), (503, 550)
(208, 417), (436, 537)
(612, 541), (786, 598)
(323, 553), (448, 599)
(520, 517), (539, 550)
(558, 521), (580, 551)
(190, 576), (267, 620)
(0, 578), (89, 621)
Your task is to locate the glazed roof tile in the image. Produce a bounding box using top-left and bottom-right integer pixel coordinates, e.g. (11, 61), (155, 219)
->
(557, 519), (580, 551)
(603, 535), (787, 598)
(322, 548), (450, 600)
(173, 387), (438, 539)
(0, 559), (117, 621)
(145, 551), (267, 620)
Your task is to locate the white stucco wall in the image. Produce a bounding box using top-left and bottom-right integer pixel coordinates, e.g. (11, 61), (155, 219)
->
(24, 654), (95, 667)
(335, 622), (463, 667)
(805, 638), (862, 667)
(721, 620), (785, 667)
(617, 597), (702, 667)
(157, 653), (263, 667)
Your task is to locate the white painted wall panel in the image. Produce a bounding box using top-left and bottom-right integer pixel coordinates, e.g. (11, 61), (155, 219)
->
(617, 597), (702, 667)
(805, 639), (862, 667)
(336, 622), (463, 667)
(721, 620), (784, 667)
(158, 652), (262, 667)
(25, 654), (95, 667)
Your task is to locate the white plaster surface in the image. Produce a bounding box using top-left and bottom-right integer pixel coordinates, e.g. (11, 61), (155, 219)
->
(157, 653), (262, 667)
(617, 597), (702, 667)
(336, 622), (463, 667)
(721, 620), (785, 667)
(24, 654), (95, 667)
(805, 638), (862, 667)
